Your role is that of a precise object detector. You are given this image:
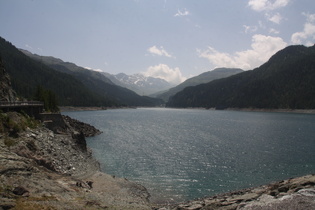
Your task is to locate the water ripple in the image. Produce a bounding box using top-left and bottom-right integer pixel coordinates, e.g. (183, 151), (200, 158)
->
(64, 108), (315, 203)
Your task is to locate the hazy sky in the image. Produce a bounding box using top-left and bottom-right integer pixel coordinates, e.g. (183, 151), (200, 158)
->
(1, 0), (315, 84)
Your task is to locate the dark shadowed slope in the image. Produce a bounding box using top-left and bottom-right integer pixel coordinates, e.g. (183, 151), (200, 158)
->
(167, 45), (315, 109)
(157, 68), (243, 102)
(20, 49), (163, 107)
(0, 37), (114, 106)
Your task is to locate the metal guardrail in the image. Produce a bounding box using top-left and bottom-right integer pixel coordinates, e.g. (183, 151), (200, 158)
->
(0, 101), (44, 107)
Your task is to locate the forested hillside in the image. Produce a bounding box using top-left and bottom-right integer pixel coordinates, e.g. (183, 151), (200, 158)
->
(20, 49), (163, 107)
(156, 68), (243, 102)
(0, 37), (162, 107)
(0, 37), (114, 106)
(167, 45), (315, 109)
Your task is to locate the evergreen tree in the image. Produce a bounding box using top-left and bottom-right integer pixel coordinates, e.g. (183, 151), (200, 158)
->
(34, 85), (59, 112)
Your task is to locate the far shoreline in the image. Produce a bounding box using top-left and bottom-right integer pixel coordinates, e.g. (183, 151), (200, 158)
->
(59, 106), (136, 112)
(60, 106), (315, 115)
(225, 107), (315, 114)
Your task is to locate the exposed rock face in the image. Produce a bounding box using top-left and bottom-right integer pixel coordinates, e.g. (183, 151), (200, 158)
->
(62, 115), (102, 137)
(0, 57), (17, 102)
(11, 126), (100, 177)
(0, 112), (151, 209)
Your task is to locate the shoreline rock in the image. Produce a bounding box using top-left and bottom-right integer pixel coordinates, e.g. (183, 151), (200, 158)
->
(155, 174), (315, 210)
(62, 114), (102, 137)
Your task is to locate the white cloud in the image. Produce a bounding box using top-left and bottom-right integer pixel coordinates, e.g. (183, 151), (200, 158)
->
(198, 34), (287, 70)
(249, 0), (288, 27)
(291, 13), (315, 45)
(147, 45), (173, 58)
(174, 8), (190, 17)
(269, 28), (280, 34)
(303, 12), (315, 22)
(142, 64), (186, 84)
(243, 25), (258, 34)
(267, 12), (283, 24)
(85, 67), (104, 72)
(248, 0), (290, 11)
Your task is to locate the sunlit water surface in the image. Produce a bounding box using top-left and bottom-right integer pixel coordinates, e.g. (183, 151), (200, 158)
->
(63, 108), (315, 203)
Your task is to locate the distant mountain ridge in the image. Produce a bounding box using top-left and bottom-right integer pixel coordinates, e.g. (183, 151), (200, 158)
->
(21, 49), (172, 97)
(108, 73), (174, 96)
(19, 49), (163, 107)
(20, 49), (115, 85)
(167, 45), (315, 109)
(157, 68), (243, 102)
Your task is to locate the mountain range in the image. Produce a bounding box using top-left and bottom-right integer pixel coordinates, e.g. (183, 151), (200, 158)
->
(20, 49), (174, 96)
(1, 36), (315, 110)
(0, 37), (162, 107)
(103, 72), (174, 96)
(167, 45), (315, 109)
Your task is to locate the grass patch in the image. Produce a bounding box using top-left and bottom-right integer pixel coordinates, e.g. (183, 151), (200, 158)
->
(0, 112), (40, 135)
(12, 196), (58, 210)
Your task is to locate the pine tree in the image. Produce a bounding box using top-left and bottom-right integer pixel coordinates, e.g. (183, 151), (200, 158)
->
(34, 85), (59, 112)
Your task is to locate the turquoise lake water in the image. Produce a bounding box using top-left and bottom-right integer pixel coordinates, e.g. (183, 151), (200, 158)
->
(63, 108), (315, 203)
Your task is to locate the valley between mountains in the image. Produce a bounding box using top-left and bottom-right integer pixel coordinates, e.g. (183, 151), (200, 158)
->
(1, 36), (315, 209)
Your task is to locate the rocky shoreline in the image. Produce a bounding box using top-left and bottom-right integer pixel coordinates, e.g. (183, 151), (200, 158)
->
(0, 112), (151, 209)
(62, 115), (102, 137)
(1, 112), (314, 209)
(155, 174), (315, 209)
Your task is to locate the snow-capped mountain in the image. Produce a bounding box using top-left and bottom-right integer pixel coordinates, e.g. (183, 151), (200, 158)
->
(105, 73), (174, 96)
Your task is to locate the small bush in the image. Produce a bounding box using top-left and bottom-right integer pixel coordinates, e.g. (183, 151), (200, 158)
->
(4, 136), (17, 147)
(9, 122), (22, 137)
(20, 111), (40, 129)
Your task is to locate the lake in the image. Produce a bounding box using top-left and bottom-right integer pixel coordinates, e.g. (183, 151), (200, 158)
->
(63, 108), (315, 203)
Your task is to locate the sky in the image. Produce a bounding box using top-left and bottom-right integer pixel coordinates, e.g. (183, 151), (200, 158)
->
(1, 0), (315, 84)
